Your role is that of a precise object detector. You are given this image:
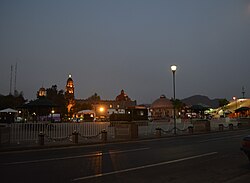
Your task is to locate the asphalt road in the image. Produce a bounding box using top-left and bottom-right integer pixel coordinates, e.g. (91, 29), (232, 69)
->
(1, 130), (250, 183)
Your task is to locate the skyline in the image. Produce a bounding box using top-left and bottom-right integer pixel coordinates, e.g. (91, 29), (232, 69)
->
(1, 0), (250, 103)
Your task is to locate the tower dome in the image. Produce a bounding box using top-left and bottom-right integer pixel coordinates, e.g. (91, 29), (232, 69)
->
(65, 74), (74, 95)
(151, 95), (173, 109)
(116, 90), (131, 101)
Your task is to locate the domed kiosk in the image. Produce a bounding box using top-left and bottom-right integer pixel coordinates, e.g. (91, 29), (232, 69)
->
(151, 95), (173, 120)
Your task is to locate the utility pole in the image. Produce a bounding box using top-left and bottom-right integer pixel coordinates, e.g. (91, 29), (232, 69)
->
(242, 86), (245, 99)
(14, 62), (17, 94)
(9, 65), (13, 95)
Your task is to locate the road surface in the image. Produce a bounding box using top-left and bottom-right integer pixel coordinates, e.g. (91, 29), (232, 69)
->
(0, 129), (250, 183)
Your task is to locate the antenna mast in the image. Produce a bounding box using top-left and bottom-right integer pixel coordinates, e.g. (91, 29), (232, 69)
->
(242, 86), (245, 99)
(14, 62), (17, 93)
(9, 65), (13, 95)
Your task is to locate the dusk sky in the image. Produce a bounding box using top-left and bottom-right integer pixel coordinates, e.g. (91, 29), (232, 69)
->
(1, 0), (250, 104)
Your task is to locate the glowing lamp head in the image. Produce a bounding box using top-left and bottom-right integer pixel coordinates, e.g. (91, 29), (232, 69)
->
(233, 96), (236, 100)
(171, 65), (177, 72)
(69, 74), (72, 78)
(99, 107), (104, 112)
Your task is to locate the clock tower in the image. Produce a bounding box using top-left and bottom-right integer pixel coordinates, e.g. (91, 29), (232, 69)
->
(65, 74), (75, 113)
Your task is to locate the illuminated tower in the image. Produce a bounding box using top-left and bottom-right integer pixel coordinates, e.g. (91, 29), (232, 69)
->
(65, 74), (75, 113)
(37, 86), (46, 98)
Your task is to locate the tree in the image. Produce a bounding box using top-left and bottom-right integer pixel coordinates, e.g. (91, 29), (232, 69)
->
(171, 98), (186, 117)
(71, 102), (92, 114)
(218, 98), (229, 117)
(171, 98), (185, 111)
(46, 85), (67, 116)
(218, 99), (229, 107)
(87, 93), (101, 101)
(0, 92), (26, 110)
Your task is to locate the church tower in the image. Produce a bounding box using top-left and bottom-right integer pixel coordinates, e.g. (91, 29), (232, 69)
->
(65, 74), (75, 113)
(37, 86), (46, 98)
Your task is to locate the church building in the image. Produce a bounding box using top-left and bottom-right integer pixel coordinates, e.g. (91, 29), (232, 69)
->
(64, 75), (136, 120)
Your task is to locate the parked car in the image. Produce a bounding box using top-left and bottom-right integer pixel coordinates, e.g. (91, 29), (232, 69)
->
(15, 117), (23, 122)
(241, 135), (250, 161)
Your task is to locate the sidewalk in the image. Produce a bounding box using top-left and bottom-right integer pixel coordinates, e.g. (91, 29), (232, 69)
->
(1, 128), (248, 153)
(0, 132), (174, 152)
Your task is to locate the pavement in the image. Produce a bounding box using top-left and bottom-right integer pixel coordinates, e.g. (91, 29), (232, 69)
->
(0, 129), (246, 153)
(1, 129), (250, 183)
(0, 131), (196, 152)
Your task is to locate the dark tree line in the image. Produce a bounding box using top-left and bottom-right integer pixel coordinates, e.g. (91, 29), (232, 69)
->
(70, 93), (101, 114)
(0, 91), (26, 110)
(43, 85), (68, 117)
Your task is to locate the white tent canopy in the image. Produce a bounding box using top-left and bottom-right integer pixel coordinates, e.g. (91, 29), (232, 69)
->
(77, 110), (95, 114)
(0, 108), (18, 113)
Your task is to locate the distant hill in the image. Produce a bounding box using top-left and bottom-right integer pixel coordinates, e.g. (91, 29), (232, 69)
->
(181, 95), (220, 108)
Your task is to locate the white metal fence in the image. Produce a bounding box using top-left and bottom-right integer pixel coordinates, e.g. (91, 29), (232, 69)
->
(10, 122), (113, 144)
(5, 118), (243, 144)
(209, 118), (239, 131)
(9, 121), (185, 144)
(139, 120), (192, 136)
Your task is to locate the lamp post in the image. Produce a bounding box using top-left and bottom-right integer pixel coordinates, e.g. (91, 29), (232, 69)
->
(98, 106), (105, 121)
(233, 96), (237, 118)
(51, 109), (55, 122)
(171, 65), (177, 135)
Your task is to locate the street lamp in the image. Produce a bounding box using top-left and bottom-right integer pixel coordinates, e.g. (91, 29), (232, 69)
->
(51, 109), (55, 122)
(233, 96), (237, 118)
(171, 65), (177, 135)
(99, 107), (104, 112)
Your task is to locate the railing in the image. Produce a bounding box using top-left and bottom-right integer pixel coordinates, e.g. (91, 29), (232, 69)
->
(3, 118), (248, 145)
(209, 118), (239, 131)
(0, 127), (11, 145)
(138, 120), (192, 136)
(10, 122), (113, 144)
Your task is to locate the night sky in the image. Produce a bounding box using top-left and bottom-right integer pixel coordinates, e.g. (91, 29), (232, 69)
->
(1, 0), (250, 104)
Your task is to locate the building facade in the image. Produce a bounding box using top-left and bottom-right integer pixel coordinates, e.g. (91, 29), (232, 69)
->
(76, 90), (136, 120)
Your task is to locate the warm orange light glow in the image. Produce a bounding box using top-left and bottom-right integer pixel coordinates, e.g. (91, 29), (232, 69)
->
(99, 107), (104, 112)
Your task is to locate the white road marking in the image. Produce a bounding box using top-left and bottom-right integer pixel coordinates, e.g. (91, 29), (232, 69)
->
(72, 152), (218, 181)
(3, 147), (149, 165)
(0, 143), (106, 155)
(0, 132), (217, 155)
(199, 134), (243, 143)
